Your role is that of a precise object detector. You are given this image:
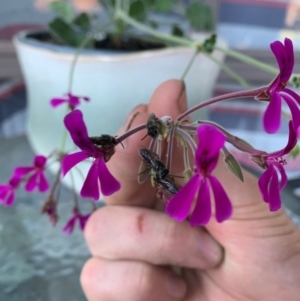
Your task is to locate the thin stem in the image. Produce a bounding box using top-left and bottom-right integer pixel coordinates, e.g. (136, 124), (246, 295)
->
(166, 125), (176, 170)
(214, 46), (278, 75)
(203, 52), (251, 89)
(176, 86), (266, 122)
(117, 124), (147, 142)
(180, 47), (198, 81)
(68, 22), (112, 92)
(181, 122), (265, 155)
(175, 127), (197, 154)
(149, 137), (157, 152)
(115, 10), (197, 47)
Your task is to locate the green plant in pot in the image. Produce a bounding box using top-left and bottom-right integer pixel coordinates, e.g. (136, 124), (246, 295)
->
(2, 2), (300, 300)
(48, 0), (216, 49)
(10, 0), (298, 235)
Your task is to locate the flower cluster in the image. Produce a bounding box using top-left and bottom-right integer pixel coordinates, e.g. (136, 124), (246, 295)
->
(1, 37), (300, 234)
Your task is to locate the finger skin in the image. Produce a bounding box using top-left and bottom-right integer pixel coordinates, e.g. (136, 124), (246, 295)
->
(84, 206), (223, 269)
(81, 257), (187, 301)
(105, 79), (187, 207)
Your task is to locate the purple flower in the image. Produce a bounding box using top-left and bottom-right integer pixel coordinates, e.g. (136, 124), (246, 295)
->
(0, 175), (21, 206)
(254, 121), (298, 211)
(62, 208), (91, 235)
(62, 110), (120, 200)
(166, 125), (232, 226)
(14, 155), (49, 192)
(257, 38), (300, 134)
(50, 93), (89, 110)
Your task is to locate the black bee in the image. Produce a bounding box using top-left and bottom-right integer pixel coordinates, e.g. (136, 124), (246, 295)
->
(138, 148), (169, 183)
(141, 113), (163, 140)
(89, 134), (119, 162)
(156, 176), (180, 195)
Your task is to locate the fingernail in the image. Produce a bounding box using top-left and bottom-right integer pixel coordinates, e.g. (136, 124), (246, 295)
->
(197, 232), (223, 265)
(166, 274), (187, 299)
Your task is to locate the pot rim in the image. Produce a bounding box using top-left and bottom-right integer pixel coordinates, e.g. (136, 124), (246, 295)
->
(13, 29), (226, 62)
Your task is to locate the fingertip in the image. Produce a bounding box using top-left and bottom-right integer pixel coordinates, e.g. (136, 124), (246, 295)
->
(148, 79), (187, 116)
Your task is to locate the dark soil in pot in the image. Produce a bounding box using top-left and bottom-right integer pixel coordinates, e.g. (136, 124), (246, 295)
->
(26, 31), (166, 52)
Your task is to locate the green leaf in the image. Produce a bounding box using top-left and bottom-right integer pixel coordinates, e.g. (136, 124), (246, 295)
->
(290, 144), (300, 159)
(223, 148), (244, 182)
(48, 17), (88, 47)
(171, 24), (184, 37)
(49, 1), (74, 23)
(186, 2), (215, 32)
(202, 33), (217, 53)
(73, 13), (91, 30)
(152, 0), (174, 12)
(129, 1), (147, 21)
(292, 76), (300, 88)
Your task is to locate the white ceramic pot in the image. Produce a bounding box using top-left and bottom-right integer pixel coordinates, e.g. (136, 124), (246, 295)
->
(14, 31), (226, 192)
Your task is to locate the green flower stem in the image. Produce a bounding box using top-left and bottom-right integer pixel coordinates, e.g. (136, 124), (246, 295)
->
(180, 47), (199, 81)
(62, 22), (112, 152)
(68, 22), (112, 92)
(214, 46), (278, 75)
(115, 10), (197, 47)
(176, 86), (266, 122)
(116, 10), (279, 79)
(202, 52), (251, 89)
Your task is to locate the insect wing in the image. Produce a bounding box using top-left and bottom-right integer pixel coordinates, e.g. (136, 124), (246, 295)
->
(138, 160), (151, 184)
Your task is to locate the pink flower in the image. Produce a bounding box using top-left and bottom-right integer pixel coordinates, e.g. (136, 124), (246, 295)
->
(166, 125), (232, 226)
(253, 121), (298, 211)
(14, 155), (49, 192)
(0, 175), (21, 206)
(50, 93), (89, 110)
(62, 208), (91, 235)
(257, 38), (300, 134)
(63, 110), (120, 200)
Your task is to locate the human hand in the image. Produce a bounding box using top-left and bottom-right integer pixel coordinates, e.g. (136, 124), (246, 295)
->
(81, 80), (300, 301)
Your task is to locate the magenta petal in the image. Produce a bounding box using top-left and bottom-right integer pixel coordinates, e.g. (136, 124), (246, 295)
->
(62, 151), (89, 176)
(190, 179), (211, 226)
(209, 175), (232, 223)
(62, 216), (77, 235)
(50, 98), (66, 107)
(275, 162), (288, 190)
(166, 174), (200, 221)
(263, 92), (281, 133)
(270, 40), (286, 72)
(196, 125), (225, 173)
(283, 38), (294, 81)
(258, 166), (273, 203)
(284, 88), (300, 105)
(79, 214), (90, 230)
(80, 163), (100, 200)
(4, 191), (15, 207)
(38, 172), (49, 192)
(64, 110), (95, 152)
(34, 155), (47, 168)
(269, 170), (281, 211)
(281, 93), (300, 131)
(14, 167), (34, 176)
(97, 157), (120, 196)
(25, 173), (39, 192)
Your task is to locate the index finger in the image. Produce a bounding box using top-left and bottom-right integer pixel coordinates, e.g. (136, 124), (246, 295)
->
(105, 79), (187, 207)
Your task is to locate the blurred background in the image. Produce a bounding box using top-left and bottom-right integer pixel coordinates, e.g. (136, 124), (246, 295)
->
(1, 0), (300, 300)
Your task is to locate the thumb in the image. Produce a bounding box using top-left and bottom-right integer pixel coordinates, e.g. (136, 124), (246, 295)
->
(105, 79), (187, 207)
